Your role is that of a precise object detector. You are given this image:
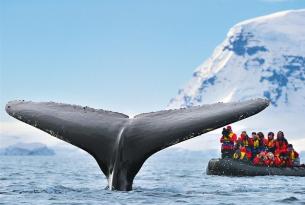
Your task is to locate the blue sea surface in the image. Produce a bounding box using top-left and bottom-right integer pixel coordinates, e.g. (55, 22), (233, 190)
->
(1, 149), (305, 205)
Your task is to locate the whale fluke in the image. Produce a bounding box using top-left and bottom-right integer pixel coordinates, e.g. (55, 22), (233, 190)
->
(5, 98), (269, 191)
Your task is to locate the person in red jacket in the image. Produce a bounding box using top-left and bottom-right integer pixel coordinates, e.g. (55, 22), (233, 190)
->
(226, 125), (237, 143)
(237, 131), (253, 160)
(220, 127), (235, 159)
(274, 154), (283, 167)
(264, 152), (275, 167)
(266, 132), (276, 153)
(253, 151), (267, 166)
(275, 131), (288, 156)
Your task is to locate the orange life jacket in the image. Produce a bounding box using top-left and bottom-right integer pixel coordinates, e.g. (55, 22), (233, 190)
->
(290, 152), (296, 160)
(267, 139), (275, 148)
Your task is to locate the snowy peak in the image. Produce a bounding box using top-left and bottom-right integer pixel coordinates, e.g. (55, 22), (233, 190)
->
(167, 10), (305, 151)
(168, 9), (305, 110)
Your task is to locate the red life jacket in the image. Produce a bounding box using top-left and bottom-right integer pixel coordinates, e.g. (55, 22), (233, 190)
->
(245, 150), (252, 160)
(274, 156), (282, 167)
(264, 159), (274, 166)
(275, 139), (288, 155)
(229, 132), (237, 143)
(253, 156), (263, 166)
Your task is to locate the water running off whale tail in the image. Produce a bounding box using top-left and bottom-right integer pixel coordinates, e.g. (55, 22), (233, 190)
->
(109, 126), (127, 190)
(5, 98), (269, 191)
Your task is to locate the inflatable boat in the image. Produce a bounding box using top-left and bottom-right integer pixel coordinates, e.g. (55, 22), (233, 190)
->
(207, 158), (305, 177)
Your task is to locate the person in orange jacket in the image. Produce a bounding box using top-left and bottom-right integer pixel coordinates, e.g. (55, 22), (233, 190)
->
(275, 131), (288, 156)
(220, 127), (235, 159)
(287, 144), (300, 167)
(266, 132), (276, 153)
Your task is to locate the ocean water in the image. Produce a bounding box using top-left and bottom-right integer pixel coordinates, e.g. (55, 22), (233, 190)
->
(1, 149), (305, 205)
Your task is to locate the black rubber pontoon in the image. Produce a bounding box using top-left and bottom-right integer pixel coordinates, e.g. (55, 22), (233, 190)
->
(207, 158), (305, 177)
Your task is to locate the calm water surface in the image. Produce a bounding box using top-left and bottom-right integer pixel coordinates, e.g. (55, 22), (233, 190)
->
(1, 150), (305, 205)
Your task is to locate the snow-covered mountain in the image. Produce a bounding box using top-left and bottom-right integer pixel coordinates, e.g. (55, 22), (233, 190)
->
(168, 9), (305, 151)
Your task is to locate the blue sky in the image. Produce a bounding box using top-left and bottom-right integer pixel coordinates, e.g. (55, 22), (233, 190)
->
(1, 0), (305, 120)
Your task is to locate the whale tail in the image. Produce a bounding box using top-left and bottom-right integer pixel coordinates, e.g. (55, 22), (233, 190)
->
(5, 98), (269, 191)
